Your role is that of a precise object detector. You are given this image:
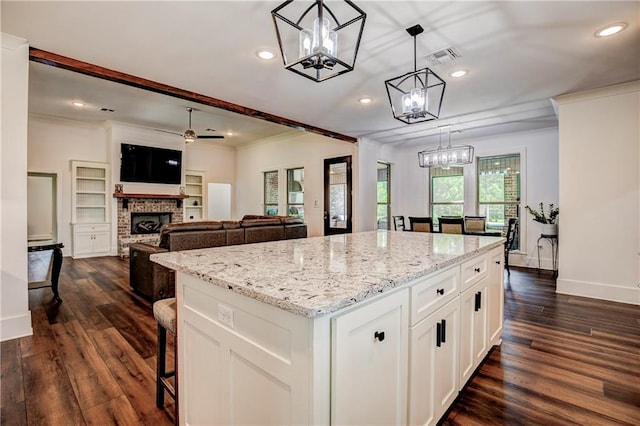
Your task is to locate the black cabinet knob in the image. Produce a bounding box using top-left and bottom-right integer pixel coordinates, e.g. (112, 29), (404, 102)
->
(495, 260), (501, 265)
(436, 288), (444, 295)
(474, 267), (481, 273)
(374, 331), (385, 342)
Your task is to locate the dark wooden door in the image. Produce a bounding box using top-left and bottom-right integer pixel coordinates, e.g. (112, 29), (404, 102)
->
(324, 156), (352, 235)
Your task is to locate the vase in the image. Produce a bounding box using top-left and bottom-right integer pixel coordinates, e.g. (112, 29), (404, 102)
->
(541, 223), (557, 235)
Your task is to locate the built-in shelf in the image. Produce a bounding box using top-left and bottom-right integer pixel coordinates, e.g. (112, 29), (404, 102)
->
(113, 193), (189, 209)
(184, 171), (205, 221)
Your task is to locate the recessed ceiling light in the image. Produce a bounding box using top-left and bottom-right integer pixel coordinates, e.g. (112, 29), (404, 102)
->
(358, 97), (373, 104)
(71, 101), (85, 107)
(594, 22), (627, 38)
(226, 131), (234, 137)
(450, 70), (468, 78)
(256, 49), (276, 60)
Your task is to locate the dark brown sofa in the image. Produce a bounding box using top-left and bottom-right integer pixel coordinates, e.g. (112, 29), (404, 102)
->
(129, 216), (307, 300)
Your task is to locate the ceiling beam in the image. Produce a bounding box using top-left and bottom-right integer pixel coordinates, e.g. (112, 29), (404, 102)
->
(29, 47), (357, 144)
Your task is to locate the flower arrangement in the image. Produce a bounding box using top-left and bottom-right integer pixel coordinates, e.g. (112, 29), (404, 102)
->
(524, 202), (559, 224)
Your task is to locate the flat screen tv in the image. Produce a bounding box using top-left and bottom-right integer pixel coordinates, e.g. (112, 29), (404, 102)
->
(120, 143), (182, 185)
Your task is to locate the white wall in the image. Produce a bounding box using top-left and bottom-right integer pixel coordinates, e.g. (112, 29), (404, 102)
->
(556, 81), (640, 305)
(385, 127), (559, 269)
(28, 115), (109, 256)
(235, 132), (356, 237)
(1, 33), (32, 341)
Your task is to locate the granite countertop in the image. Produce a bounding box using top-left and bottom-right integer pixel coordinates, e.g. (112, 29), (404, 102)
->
(151, 231), (504, 318)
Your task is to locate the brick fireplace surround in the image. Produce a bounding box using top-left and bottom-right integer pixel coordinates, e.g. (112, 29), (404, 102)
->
(116, 196), (184, 257)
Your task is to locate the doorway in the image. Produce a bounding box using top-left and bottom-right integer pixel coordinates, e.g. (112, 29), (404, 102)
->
(324, 156), (352, 235)
(27, 172), (57, 242)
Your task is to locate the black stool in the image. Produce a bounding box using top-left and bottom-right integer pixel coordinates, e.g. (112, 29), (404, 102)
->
(153, 297), (176, 409)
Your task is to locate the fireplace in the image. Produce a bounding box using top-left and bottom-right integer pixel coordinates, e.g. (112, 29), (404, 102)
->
(131, 212), (172, 235)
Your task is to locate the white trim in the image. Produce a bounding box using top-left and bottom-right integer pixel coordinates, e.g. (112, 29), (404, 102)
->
(0, 313), (32, 342)
(557, 278), (640, 306)
(554, 80), (640, 105)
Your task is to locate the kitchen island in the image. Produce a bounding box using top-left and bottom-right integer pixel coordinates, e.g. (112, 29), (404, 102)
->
(152, 231), (505, 426)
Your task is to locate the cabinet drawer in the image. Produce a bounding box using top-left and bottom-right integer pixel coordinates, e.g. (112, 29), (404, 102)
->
(74, 223), (110, 233)
(461, 254), (488, 291)
(410, 266), (459, 326)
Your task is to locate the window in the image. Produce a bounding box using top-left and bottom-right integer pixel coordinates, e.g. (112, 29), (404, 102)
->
(376, 162), (391, 230)
(431, 166), (464, 226)
(264, 170), (278, 216)
(478, 154), (520, 248)
(287, 168), (304, 220)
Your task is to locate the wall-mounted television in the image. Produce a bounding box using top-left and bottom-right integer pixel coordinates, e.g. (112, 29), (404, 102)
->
(120, 143), (182, 185)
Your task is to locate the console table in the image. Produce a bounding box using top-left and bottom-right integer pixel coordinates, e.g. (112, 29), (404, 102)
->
(537, 233), (558, 275)
(28, 241), (64, 302)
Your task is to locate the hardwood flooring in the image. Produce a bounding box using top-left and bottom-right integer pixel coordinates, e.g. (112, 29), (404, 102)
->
(2, 255), (639, 425)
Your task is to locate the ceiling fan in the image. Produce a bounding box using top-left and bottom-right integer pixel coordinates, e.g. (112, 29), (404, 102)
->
(182, 107), (225, 143)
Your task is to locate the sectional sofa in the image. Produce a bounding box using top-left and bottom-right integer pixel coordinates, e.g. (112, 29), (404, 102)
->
(129, 215), (307, 300)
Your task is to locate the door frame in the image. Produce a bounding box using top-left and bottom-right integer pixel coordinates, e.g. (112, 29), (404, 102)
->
(324, 156), (352, 235)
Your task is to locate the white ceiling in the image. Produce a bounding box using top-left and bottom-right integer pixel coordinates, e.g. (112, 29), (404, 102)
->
(3, 1), (639, 147)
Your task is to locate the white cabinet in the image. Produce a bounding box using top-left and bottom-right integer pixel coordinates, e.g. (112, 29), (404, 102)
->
(408, 297), (460, 426)
(173, 244), (504, 426)
(184, 170), (204, 221)
(487, 247), (505, 346)
(332, 289), (409, 426)
(459, 277), (489, 385)
(72, 223), (110, 258)
(71, 161), (110, 258)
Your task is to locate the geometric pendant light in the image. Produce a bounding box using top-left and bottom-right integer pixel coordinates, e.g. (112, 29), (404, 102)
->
(271, 0), (367, 82)
(418, 125), (474, 168)
(385, 24), (446, 124)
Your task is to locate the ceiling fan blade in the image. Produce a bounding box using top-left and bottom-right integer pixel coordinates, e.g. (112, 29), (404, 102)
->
(155, 128), (183, 136)
(196, 135), (225, 139)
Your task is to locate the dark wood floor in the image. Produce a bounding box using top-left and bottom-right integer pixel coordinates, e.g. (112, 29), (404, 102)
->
(2, 255), (639, 425)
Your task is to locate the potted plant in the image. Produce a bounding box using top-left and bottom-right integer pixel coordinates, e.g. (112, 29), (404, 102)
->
(525, 202), (559, 235)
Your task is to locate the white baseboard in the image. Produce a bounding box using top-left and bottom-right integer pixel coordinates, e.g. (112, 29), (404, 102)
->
(0, 313), (33, 342)
(556, 278), (640, 306)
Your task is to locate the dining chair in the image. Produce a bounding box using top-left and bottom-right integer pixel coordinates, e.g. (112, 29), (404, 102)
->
(464, 216), (486, 234)
(439, 216), (465, 234)
(504, 218), (519, 275)
(392, 215), (406, 231)
(408, 216), (433, 232)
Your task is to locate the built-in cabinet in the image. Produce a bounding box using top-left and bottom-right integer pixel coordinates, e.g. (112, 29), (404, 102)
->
(332, 289), (409, 426)
(184, 170), (204, 221)
(176, 245), (504, 426)
(487, 247), (505, 345)
(71, 161), (110, 258)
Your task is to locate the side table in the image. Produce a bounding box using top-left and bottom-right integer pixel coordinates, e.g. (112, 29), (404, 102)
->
(537, 234), (558, 275)
(28, 241), (64, 302)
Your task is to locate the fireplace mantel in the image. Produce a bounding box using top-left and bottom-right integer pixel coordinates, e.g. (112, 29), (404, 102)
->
(114, 193), (189, 209)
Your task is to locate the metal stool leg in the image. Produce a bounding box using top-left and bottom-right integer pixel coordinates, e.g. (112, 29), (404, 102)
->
(156, 323), (167, 408)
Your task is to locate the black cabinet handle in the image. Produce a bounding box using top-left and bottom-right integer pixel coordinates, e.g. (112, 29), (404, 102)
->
(374, 331), (385, 342)
(474, 291), (482, 311)
(436, 322), (442, 347)
(474, 267), (481, 273)
(441, 319), (447, 343)
(436, 288), (444, 296)
(495, 260), (501, 265)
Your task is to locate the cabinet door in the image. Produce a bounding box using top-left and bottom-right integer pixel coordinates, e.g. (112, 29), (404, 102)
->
(73, 232), (94, 256)
(92, 231), (111, 254)
(332, 290), (409, 426)
(408, 298), (459, 426)
(487, 247), (504, 346)
(459, 279), (489, 385)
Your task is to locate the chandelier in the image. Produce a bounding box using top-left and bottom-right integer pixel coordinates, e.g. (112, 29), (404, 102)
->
(418, 126), (474, 168)
(385, 24), (446, 124)
(271, 0), (366, 82)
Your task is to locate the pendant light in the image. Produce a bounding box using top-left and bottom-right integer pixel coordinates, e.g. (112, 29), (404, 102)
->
(385, 24), (446, 124)
(418, 126), (474, 168)
(271, 0), (366, 82)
